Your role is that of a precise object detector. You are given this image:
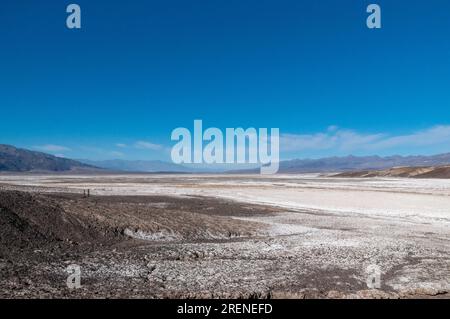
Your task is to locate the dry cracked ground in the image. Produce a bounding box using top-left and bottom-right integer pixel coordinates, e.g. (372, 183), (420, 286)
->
(0, 174), (449, 299)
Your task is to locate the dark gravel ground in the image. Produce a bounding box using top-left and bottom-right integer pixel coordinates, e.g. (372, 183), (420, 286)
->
(0, 189), (277, 298)
(1, 188), (449, 299)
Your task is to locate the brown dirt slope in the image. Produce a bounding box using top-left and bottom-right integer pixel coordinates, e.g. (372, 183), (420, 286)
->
(334, 165), (450, 178)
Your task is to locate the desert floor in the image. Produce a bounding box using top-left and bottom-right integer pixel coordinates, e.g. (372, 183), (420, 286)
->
(0, 174), (449, 298)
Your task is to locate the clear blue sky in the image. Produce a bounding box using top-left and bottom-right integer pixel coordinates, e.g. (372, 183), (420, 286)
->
(1, 0), (450, 160)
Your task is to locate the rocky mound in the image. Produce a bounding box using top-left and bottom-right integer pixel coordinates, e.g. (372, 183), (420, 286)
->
(0, 191), (118, 258)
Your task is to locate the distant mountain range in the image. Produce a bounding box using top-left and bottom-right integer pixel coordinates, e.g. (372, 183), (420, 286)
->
(0, 144), (99, 172)
(74, 153), (450, 174)
(232, 153), (450, 174)
(3, 143), (450, 174)
(274, 153), (450, 173)
(78, 159), (192, 173)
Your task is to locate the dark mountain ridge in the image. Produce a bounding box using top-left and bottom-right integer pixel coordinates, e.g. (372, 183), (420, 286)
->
(0, 144), (99, 172)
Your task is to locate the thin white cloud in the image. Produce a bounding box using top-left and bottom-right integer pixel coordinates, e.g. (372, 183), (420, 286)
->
(116, 143), (127, 148)
(327, 125), (339, 132)
(110, 151), (125, 157)
(77, 146), (128, 160)
(35, 144), (71, 152)
(134, 140), (163, 150)
(369, 125), (450, 150)
(280, 125), (450, 153)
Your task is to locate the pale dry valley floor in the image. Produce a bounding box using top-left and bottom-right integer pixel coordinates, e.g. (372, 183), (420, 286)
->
(0, 174), (449, 298)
